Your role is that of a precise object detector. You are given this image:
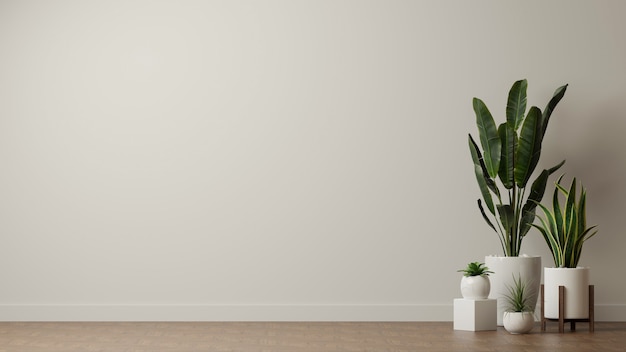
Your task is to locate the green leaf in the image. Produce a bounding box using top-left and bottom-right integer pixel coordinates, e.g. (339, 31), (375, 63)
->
(458, 262), (494, 277)
(473, 98), (501, 179)
(578, 188), (588, 238)
(503, 274), (532, 312)
(564, 178), (578, 240)
(581, 226), (599, 242)
(497, 204), (515, 255)
(498, 123), (517, 189)
(548, 160), (566, 175)
(552, 175), (566, 251)
(498, 205), (515, 232)
(506, 79), (528, 131)
(534, 202), (563, 266)
(519, 169), (549, 238)
(478, 200), (498, 233)
(541, 84), (568, 137)
(469, 134), (496, 214)
(528, 170), (550, 204)
(515, 106), (542, 187)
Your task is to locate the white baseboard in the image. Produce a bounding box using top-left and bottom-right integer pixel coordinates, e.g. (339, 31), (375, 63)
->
(0, 304), (452, 322)
(1, 304), (624, 322)
(593, 304), (626, 322)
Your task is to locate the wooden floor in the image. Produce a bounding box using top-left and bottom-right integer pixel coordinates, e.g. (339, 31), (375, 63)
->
(1, 321), (625, 352)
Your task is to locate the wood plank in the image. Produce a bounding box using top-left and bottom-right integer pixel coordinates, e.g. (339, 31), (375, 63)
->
(0, 322), (624, 351)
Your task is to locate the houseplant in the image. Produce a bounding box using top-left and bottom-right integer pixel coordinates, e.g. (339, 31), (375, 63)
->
(533, 176), (598, 319)
(502, 274), (535, 334)
(469, 79), (568, 324)
(458, 262), (494, 299)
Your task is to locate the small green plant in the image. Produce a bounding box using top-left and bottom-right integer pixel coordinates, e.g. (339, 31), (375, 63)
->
(533, 176), (598, 268)
(503, 274), (533, 312)
(457, 262), (494, 277)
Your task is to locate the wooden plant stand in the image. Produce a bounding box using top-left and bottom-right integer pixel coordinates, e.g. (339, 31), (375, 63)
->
(540, 284), (594, 333)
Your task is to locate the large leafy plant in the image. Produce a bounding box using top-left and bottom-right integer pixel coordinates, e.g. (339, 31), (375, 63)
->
(532, 176), (598, 268)
(469, 79), (568, 256)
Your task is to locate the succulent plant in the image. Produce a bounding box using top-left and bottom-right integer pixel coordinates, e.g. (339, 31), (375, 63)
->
(458, 262), (494, 277)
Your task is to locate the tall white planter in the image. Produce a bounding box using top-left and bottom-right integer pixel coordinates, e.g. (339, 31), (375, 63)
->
(543, 267), (590, 319)
(485, 255), (542, 326)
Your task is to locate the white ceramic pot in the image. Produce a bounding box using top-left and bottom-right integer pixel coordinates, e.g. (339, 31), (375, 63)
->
(543, 267), (590, 319)
(485, 255), (541, 326)
(503, 311), (535, 334)
(460, 275), (490, 299)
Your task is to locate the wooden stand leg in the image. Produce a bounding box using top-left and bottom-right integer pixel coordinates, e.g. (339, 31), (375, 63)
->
(541, 284), (546, 331)
(589, 285), (594, 333)
(541, 284), (595, 333)
(559, 285), (565, 333)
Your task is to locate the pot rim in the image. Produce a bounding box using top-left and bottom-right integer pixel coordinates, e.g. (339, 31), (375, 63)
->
(544, 266), (590, 270)
(503, 311), (534, 315)
(485, 254), (541, 258)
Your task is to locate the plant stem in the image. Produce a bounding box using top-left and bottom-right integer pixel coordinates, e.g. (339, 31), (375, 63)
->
(511, 186), (517, 256)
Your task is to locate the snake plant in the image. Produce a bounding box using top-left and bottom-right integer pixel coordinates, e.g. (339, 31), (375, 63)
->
(469, 79), (568, 256)
(532, 176), (598, 268)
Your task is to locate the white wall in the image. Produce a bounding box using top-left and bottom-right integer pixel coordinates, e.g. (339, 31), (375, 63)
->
(1, 0), (625, 321)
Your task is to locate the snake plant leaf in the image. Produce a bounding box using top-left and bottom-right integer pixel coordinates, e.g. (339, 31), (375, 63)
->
(514, 106), (542, 188)
(498, 123), (517, 189)
(579, 187), (588, 239)
(552, 175), (566, 246)
(578, 188), (587, 229)
(532, 205), (562, 266)
(581, 226), (599, 242)
(469, 134), (496, 214)
(506, 79), (528, 131)
(564, 202), (578, 268)
(541, 84), (568, 137)
(564, 178), (577, 232)
(473, 98), (501, 179)
(572, 226), (598, 267)
(563, 180), (578, 267)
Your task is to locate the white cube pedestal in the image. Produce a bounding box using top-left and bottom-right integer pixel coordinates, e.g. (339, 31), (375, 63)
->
(453, 298), (497, 331)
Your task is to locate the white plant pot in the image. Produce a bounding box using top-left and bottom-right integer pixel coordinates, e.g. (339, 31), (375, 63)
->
(543, 267), (590, 319)
(460, 275), (490, 299)
(485, 255), (541, 326)
(503, 311), (535, 334)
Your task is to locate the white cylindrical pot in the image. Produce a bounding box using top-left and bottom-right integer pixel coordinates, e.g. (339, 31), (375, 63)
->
(485, 255), (542, 326)
(503, 311), (535, 334)
(460, 275), (490, 299)
(543, 267), (590, 319)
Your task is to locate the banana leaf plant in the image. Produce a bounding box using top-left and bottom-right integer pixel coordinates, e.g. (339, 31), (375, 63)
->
(532, 176), (598, 268)
(469, 79), (568, 256)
